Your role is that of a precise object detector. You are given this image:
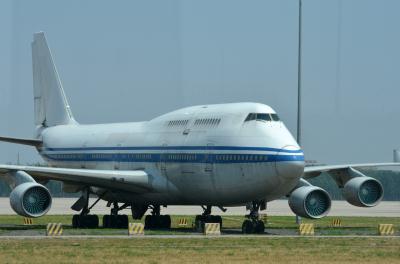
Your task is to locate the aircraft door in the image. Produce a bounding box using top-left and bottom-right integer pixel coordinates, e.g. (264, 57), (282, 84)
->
(160, 143), (168, 174)
(205, 142), (219, 195)
(113, 143), (122, 170)
(205, 143), (214, 173)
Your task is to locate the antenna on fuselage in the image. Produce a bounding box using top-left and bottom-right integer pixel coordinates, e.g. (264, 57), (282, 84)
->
(296, 0), (303, 225)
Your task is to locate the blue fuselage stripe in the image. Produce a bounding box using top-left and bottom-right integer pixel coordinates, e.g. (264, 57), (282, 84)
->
(41, 152), (304, 163)
(43, 145), (303, 154)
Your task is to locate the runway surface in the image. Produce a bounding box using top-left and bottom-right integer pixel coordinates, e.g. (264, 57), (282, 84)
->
(0, 198), (398, 216)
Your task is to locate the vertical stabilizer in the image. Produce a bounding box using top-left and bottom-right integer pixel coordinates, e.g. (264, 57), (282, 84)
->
(32, 32), (77, 127)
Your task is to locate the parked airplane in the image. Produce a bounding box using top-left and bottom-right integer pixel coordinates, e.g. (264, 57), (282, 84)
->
(0, 32), (396, 233)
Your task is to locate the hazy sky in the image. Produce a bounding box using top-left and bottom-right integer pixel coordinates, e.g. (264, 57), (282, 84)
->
(0, 0), (399, 165)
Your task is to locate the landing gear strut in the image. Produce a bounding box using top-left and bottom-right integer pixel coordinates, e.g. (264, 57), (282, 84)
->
(242, 201), (265, 234)
(72, 188), (99, 228)
(194, 206), (223, 233)
(102, 202), (129, 229)
(144, 205), (171, 229)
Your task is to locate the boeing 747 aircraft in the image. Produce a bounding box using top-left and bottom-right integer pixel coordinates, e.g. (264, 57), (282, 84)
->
(0, 32), (396, 233)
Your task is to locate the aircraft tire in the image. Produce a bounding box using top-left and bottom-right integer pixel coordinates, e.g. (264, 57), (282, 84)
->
(110, 215), (119, 228)
(103, 215), (110, 228)
(194, 218), (203, 233)
(80, 215), (86, 228)
(89, 215), (99, 228)
(242, 220), (253, 234)
(72, 214), (79, 228)
(161, 215), (171, 229)
(255, 220), (265, 234)
(144, 215), (152, 229)
(211, 215), (223, 229)
(118, 215), (129, 229)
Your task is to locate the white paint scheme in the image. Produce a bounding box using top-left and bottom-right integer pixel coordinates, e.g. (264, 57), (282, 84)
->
(36, 101), (304, 206)
(32, 32), (76, 127)
(0, 32), (398, 218)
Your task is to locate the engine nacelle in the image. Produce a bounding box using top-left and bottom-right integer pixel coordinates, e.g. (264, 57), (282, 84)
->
(10, 182), (52, 218)
(288, 186), (331, 219)
(342, 177), (383, 207)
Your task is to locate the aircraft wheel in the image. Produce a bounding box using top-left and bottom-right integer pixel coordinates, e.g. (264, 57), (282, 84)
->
(89, 215), (99, 228)
(103, 215), (110, 228)
(118, 215), (129, 228)
(242, 220), (253, 234)
(110, 215), (119, 228)
(255, 220), (265, 234)
(161, 215), (171, 229)
(194, 218), (203, 233)
(212, 215), (223, 229)
(72, 214), (79, 228)
(144, 215), (152, 229)
(81, 215), (91, 228)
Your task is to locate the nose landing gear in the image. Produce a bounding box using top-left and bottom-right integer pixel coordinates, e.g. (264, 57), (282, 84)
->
(241, 201), (265, 234)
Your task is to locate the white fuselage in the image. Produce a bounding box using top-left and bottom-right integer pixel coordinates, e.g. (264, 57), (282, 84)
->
(37, 103), (305, 206)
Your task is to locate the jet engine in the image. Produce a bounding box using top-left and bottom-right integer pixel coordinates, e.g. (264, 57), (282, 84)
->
(10, 182), (52, 218)
(288, 186), (331, 219)
(342, 177), (383, 207)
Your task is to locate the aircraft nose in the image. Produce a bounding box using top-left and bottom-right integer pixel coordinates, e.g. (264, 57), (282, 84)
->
(274, 145), (305, 179)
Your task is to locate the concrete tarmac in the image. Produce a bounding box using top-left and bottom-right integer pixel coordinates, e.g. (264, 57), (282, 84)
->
(0, 198), (398, 216)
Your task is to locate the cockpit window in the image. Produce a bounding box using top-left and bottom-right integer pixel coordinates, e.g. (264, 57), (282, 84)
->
(244, 113), (280, 122)
(245, 113), (256, 121)
(256, 113), (271, 121)
(270, 114), (280, 121)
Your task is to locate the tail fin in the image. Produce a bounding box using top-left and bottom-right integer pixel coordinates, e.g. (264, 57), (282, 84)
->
(31, 32), (77, 127)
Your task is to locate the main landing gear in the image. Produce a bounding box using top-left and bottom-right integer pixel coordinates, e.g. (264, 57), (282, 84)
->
(71, 189), (100, 228)
(102, 202), (129, 229)
(241, 201), (265, 234)
(72, 214), (99, 229)
(194, 206), (223, 233)
(71, 189), (129, 229)
(144, 205), (171, 229)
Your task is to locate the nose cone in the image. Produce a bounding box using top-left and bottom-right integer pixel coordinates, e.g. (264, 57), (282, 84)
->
(274, 145), (305, 179)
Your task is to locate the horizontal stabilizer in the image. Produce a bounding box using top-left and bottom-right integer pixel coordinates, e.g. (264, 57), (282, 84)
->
(0, 136), (42, 147)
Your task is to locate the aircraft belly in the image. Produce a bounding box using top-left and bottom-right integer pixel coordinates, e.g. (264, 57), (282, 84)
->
(43, 159), (297, 206)
(161, 163), (282, 205)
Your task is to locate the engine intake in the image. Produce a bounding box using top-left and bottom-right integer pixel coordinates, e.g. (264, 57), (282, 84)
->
(10, 182), (52, 218)
(342, 177), (383, 207)
(289, 186), (331, 219)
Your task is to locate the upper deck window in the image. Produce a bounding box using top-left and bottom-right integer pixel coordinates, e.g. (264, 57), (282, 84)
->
(244, 113), (279, 122)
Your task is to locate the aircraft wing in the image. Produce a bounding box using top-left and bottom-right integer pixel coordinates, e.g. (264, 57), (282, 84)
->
(303, 162), (400, 187)
(0, 164), (168, 194)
